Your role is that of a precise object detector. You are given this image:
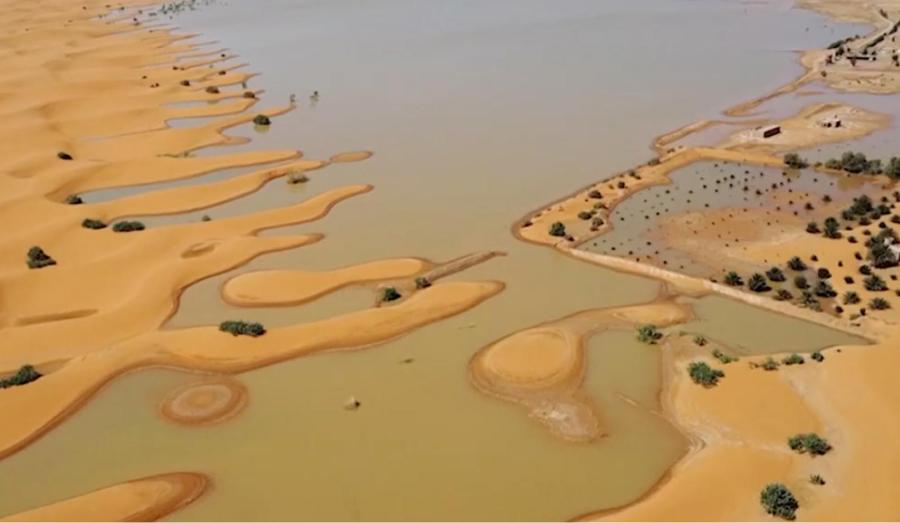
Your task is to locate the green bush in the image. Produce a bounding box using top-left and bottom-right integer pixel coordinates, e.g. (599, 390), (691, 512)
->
(787, 257), (807, 271)
(782, 353), (805, 365)
(219, 320), (266, 337)
(64, 194), (83, 205)
(415, 277), (432, 289)
(870, 297), (891, 310)
(759, 357), (780, 371)
(687, 361), (724, 387)
(811, 351), (824, 362)
(865, 274), (888, 291)
(813, 280), (836, 298)
(788, 433), (831, 455)
(783, 153), (809, 169)
(0, 365), (42, 389)
(823, 217), (841, 238)
(794, 275), (809, 289)
(637, 325), (663, 344)
(766, 267), (786, 282)
(724, 271), (743, 286)
(760, 483), (799, 521)
(774, 289), (793, 301)
(26, 246), (56, 269)
(253, 114), (271, 126)
(843, 291), (860, 304)
(809, 474), (826, 486)
(81, 218), (107, 230)
(382, 287), (402, 302)
(712, 348), (738, 364)
(549, 222), (566, 237)
(577, 211), (592, 220)
(693, 335), (707, 346)
(112, 221), (145, 233)
(748, 273), (770, 292)
(806, 222), (820, 234)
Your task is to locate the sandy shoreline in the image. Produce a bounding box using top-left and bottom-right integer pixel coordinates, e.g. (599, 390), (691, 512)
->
(504, 0), (900, 519)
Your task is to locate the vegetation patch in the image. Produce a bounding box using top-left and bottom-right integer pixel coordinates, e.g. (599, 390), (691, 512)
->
(81, 218), (107, 229)
(253, 114), (271, 126)
(112, 221), (145, 233)
(788, 433), (831, 456)
(0, 365), (42, 389)
(26, 246), (56, 269)
(382, 287), (402, 302)
(65, 194), (83, 205)
(219, 320), (266, 337)
(760, 483), (799, 521)
(782, 353), (804, 365)
(783, 153), (809, 169)
(637, 325), (663, 344)
(687, 361), (724, 387)
(549, 222), (566, 237)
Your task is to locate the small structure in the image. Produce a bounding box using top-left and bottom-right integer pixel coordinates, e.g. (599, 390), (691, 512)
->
(762, 126), (781, 139)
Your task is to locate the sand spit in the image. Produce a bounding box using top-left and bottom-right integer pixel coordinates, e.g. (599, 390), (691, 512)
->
(470, 301), (692, 442)
(1, 472), (208, 522)
(222, 257), (431, 307)
(160, 378), (248, 426)
(0, 1), (505, 512)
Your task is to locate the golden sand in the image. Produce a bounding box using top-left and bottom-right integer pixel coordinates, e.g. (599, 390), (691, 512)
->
(0, 0), (505, 516)
(1, 472), (208, 522)
(469, 301), (692, 442)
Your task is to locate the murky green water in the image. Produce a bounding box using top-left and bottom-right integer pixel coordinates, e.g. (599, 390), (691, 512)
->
(0, 1), (876, 520)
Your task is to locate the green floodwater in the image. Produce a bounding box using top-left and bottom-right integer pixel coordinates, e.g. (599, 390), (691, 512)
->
(0, 0), (876, 520)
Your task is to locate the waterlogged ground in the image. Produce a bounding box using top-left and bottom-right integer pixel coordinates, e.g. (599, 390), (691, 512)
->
(0, 1), (876, 520)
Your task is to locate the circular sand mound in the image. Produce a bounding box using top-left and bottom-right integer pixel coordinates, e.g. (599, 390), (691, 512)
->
(160, 378), (248, 426)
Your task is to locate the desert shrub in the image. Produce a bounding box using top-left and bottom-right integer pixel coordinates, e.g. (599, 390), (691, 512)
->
(809, 474), (826, 486)
(112, 221), (145, 232)
(724, 271), (743, 286)
(205, 85), (220, 94)
(577, 211), (592, 220)
(242, 91), (256, 98)
(218, 320), (266, 337)
(782, 353), (805, 365)
(0, 365), (42, 389)
(859, 264), (872, 275)
(26, 246), (56, 269)
(415, 277), (431, 289)
(870, 297), (891, 310)
(774, 289), (793, 301)
(817, 268), (831, 279)
(180, 79), (191, 86)
(823, 217), (841, 238)
(748, 273), (770, 292)
(783, 153), (809, 169)
(850, 195), (874, 216)
(813, 280), (836, 298)
(766, 267), (786, 282)
(788, 433), (831, 455)
(760, 483), (799, 521)
(637, 325), (663, 344)
(647, 158), (661, 166)
(382, 287), (402, 302)
(843, 291), (860, 304)
(870, 240), (898, 268)
(687, 361), (724, 387)
(806, 222), (820, 234)
(793, 275), (809, 289)
(588, 189), (602, 199)
(65, 194), (83, 205)
(712, 349), (738, 364)
(811, 351), (824, 362)
(57, 151), (73, 160)
(787, 257), (807, 271)
(81, 218), (107, 229)
(287, 173), (309, 184)
(549, 222), (566, 237)
(759, 357), (780, 371)
(253, 114), (271, 125)
(693, 335), (707, 346)
(865, 274), (888, 291)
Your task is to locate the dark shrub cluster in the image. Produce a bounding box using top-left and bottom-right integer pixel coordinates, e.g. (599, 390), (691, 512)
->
(637, 325), (663, 344)
(81, 218), (107, 229)
(112, 221), (145, 233)
(760, 483), (799, 521)
(26, 246), (56, 269)
(0, 365), (42, 389)
(253, 114), (271, 125)
(382, 287), (402, 302)
(65, 194), (84, 205)
(219, 320), (266, 337)
(788, 433), (831, 455)
(687, 361), (724, 387)
(549, 222), (566, 237)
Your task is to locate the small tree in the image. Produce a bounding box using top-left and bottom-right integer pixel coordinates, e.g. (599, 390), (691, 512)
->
(26, 246), (56, 269)
(823, 217), (841, 238)
(766, 267), (786, 282)
(748, 273), (770, 292)
(760, 483), (799, 520)
(814, 280), (836, 298)
(870, 297), (891, 310)
(865, 274), (888, 291)
(637, 325), (663, 344)
(843, 291), (861, 304)
(724, 271), (743, 286)
(687, 361), (725, 387)
(415, 277), (432, 289)
(787, 257), (807, 271)
(549, 222), (567, 237)
(788, 433), (831, 455)
(382, 287), (402, 302)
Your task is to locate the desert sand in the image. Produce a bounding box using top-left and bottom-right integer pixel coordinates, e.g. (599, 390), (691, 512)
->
(0, 0), (504, 518)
